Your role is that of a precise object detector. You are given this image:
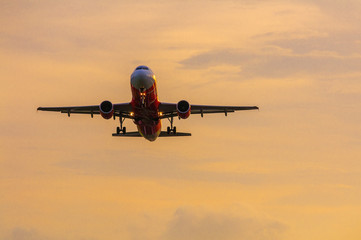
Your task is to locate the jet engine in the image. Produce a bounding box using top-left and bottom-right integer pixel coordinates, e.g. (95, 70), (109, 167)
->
(176, 100), (191, 119)
(99, 100), (114, 119)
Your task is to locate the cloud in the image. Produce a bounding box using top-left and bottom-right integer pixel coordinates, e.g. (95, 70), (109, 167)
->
(9, 228), (47, 240)
(5, 228), (98, 240)
(296, 0), (361, 23)
(272, 33), (361, 56)
(179, 48), (361, 79)
(160, 206), (287, 240)
(177, 0), (361, 79)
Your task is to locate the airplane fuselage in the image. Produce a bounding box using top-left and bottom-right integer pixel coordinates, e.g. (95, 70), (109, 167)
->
(130, 66), (161, 141)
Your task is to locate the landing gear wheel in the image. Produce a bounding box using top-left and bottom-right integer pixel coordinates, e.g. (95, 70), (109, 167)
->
(173, 127), (177, 134)
(122, 127), (126, 134)
(167, 126), (171, 134)
(116, 127), (121, 134)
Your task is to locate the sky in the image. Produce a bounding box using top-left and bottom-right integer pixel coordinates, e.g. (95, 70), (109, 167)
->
(1, 0), (361, 239)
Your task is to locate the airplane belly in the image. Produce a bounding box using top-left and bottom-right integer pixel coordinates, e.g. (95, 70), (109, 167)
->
(137, 121), (161, 141)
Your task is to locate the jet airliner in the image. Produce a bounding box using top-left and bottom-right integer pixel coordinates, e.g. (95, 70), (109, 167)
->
(38, 66), (259, 141)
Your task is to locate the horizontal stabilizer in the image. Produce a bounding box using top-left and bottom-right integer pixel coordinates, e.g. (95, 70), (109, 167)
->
(159, 131), (191, 137)
(112, 131), (141, 137)
(112, 131), (191, 137)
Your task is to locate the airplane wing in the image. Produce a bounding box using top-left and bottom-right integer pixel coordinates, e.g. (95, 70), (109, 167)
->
(37, 103), (134, 118)
(158, 102), (259, 118)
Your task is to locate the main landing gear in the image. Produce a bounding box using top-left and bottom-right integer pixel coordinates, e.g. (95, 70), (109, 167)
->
(116, 116), (126, 134)
(166, 116), (177, 134)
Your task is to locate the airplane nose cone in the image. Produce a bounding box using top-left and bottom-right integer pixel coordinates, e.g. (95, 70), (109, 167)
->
(131, 71), (155, 90)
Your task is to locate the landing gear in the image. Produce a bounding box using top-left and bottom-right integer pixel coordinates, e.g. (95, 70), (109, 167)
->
(116, 115), (127, 134)
(166, 116), (177, 134)
(116, 126), (126, 134)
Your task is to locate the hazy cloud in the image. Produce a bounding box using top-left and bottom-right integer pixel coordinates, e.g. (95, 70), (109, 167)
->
(179, 48), (361, 78)
(161, 206), (287, 240)
(298, 0), (361, 23)
(9, 228), (47, 240)
(5, 227), (98, 240)
(269, 33), (361, 56)
(56, 156), (269, 184)
(178, 0), (361, 79)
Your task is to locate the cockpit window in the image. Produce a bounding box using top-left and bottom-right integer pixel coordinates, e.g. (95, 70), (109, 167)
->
(135, 66), (149, 70)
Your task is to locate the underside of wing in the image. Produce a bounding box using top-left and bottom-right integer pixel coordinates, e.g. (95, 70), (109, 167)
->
(37, 103), (133, 118)
(190, 104), (259, 114)
(158, 102), (258, 118)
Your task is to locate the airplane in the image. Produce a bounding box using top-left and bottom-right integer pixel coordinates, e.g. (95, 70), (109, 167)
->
(37, 65), (259, 141)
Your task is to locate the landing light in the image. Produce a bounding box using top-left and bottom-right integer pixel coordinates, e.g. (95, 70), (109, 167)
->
(130, 112), (134, 116)
(159, 112), (163, 116)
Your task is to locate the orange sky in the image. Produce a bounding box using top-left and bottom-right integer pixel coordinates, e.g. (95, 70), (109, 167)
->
(1, 0), (361, 239)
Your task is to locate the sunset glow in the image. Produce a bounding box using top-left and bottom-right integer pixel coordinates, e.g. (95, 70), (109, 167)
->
(1, 0), (361, 239)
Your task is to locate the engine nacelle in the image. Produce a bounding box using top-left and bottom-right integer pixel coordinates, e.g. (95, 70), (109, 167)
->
(176, 100), (191, 119)
(99, 100), (114, 119)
